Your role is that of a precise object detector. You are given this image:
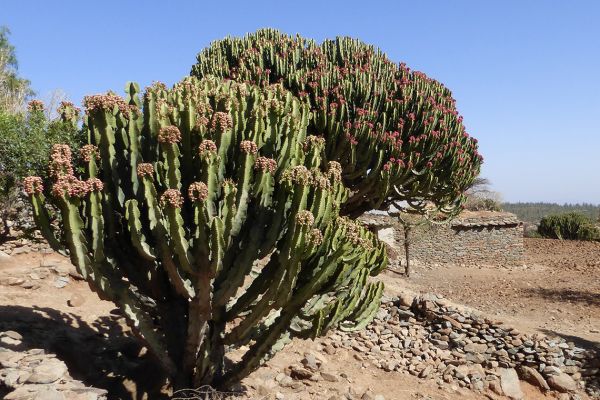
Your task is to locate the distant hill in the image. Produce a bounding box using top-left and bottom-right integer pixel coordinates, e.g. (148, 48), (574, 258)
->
(502, 202), (600, 224)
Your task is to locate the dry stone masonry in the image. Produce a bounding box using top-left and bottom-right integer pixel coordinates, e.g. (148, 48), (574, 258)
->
(323, 292), (599, 399)
(360, 211), (525, 268)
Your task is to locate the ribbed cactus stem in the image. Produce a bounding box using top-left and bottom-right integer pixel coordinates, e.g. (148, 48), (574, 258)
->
(124, 200), (155, 260)
(26, 73), (415, 388)
(159, 126), (183, 189)
(28, 192), (63, 253)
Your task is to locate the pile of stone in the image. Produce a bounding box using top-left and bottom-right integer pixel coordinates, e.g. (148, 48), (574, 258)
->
(0, 331), (107, 400)
(0, 256), (82, 292)
(0, 237), (52, 257)
(0, 198), (52, 257)
(323, 293), (599, 399)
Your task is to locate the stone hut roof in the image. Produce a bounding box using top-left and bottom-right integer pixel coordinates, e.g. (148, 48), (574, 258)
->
(451, 211), (522, 228)
(359, 210), (522, 229)
(358, 212), (395, 228)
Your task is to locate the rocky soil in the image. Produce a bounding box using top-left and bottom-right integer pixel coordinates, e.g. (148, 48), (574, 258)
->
(0, 237), (599, 399)
(399, 238), (600, 344)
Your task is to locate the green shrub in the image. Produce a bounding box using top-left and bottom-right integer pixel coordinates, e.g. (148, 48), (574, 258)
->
(537, 212), (600, 241)
(0, 101), (81, 237)
(523, 228), (542, 238)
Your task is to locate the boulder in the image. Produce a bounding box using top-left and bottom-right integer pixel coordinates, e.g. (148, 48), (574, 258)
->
(32, 387), (66, 400)
(289, 366), (313, 380)
(498, 368), (523, 400)
(68, 294), (86, 307)
(27, 359), (68, 384)
(547, 372), (577, 393)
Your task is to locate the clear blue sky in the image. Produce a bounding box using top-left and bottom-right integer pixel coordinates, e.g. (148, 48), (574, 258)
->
(3, 1), (599, 204)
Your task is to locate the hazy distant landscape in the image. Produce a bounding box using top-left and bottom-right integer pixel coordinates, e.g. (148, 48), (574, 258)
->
(503, 202), (600, 223)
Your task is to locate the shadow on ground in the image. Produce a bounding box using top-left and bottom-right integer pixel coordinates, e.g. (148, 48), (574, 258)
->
(526, 287), (600, 308)
(0, 305), (170, 400)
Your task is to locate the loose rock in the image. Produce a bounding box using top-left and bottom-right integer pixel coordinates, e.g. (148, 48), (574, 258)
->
(547, 372), (578, 393)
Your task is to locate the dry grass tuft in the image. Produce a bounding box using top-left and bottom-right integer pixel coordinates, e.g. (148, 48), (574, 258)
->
(171, 386), (247, 400)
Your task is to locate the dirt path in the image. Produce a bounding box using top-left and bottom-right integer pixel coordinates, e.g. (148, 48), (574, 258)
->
(0, 252), (489, 399)
(396, 238), (600, 346)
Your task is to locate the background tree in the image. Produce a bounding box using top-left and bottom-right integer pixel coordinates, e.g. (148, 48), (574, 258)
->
(463, 176), (503, 211)
(0, 101), (81, 239)
(390, 208), (432, 277)
(0, 27), (81, 241)
(503, 202), (600, 223)
(0, 26), (33, 113)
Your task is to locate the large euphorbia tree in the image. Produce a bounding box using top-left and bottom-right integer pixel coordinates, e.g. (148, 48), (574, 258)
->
(24, 30), (481, 390)
(192, 29), (482, 217)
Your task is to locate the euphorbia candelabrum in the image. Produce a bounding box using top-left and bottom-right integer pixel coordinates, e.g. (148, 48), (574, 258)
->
(25, 78), (387, 387)
(192, 29), (482, 217)
(25, 30), (482, 389)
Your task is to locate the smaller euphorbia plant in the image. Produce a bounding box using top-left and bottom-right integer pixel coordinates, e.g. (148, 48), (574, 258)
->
(25, 77), (386, 388)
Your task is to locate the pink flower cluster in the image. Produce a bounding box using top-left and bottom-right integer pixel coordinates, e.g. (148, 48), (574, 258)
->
(188, 182), (209, 202)
(307, 228), (323, 246)
(312, 173), (331, 190)
(158, 126), (181, 144)
(239, 140), (258, 155)
(154, 98), (174, 118)
(195, 103), (213, 127)
(302, 135), (325, 152)
(49, 144), (74, 179)
(87, 178), (104, 192)
(210, 112), (233, 133)
(79, 145), (100, 162)
(267, 99), (283, 114)
(282, 165), (311, 186)
(46, 144), (104, 199)
(295, 210), (315, 226)
(146, 81), (168, 94)
(57, 101), (81, 121)
(23, 176), (44, 196)
(83, 93), (131, 118)
(160, 189), (184, 208)
(51, 175), (100, 198)
(327, 161), (342, 182)
(27, 100), (44, 113)
(335, 217), (373, 250)
(254, 156), (277, 174)
(198, 140), (218, 157)
(136, 163), (155, 178)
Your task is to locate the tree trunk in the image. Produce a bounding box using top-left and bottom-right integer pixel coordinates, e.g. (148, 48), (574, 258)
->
(404, 225), (411, 277)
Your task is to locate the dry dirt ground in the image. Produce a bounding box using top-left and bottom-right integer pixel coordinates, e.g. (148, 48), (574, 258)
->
(0, 238), (598, 399)
(398, 238), (600, 346)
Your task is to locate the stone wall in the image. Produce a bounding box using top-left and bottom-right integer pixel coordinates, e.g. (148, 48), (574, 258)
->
(360, 211), (524, 268)
(328, 292), (600, 398)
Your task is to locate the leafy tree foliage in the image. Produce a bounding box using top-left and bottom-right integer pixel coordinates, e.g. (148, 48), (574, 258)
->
(0, 104), (82, 238)
(0, 26), (81, 239)
(0, 26), (33, 113)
